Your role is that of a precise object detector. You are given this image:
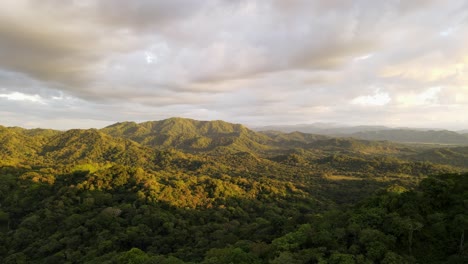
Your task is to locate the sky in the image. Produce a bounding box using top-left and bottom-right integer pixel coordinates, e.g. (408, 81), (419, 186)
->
(1, 0), (468, 130)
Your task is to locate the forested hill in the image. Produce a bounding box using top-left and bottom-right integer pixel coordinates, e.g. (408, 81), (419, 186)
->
(2, 118), (468, 171)
(100, 118), (411, 155)
(0, 118), (467, 263)
(100, 118), (272, 152)
(351, 129), (468, 145)
(254, 124), (468, 145)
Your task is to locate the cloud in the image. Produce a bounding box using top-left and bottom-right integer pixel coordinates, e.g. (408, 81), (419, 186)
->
(352, 90), (391, 106)
(1, 0), (468, 129)
(395, 87), (442, 106)
(0, 92), (44, 104)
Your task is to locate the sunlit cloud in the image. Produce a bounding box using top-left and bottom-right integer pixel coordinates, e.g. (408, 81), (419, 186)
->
(145, 52), (155, 64)
(351, 90), (391, 106)
(396, 87), (442, 106)
(353, 54), (374, 61)
(0, 92), (45, 104)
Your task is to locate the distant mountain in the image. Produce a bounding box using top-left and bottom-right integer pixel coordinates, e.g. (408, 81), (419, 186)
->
(351, 129), (468, 145)
(253, 124), (390, 135)
(304, 137), (408, 154)
(254, 123), (468, 145)
(260, 131), (329, 148)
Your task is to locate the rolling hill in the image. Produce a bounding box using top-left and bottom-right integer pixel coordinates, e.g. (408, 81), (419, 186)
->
(1, 118), (466, 172)
(40, 129), (156, 167)
(101, 117), (272, 153)
(253, 123), (390, 135)
(255, 123), (468, 145)
(409, 146), (468, 169)
(351, 129), (468, 145)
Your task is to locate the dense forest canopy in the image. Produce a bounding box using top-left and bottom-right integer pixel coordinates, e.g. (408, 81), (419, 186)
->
(0, 118), (466, 263)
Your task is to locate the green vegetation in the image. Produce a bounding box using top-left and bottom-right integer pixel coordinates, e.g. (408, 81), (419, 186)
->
(0, 118), (466, 263)
(256, 125), (468, 145)
(350, 129), (468, 145)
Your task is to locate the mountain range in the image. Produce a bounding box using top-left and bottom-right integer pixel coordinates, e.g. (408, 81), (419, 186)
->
(2, 118), (468, 172)
(253, 123), (468, 145)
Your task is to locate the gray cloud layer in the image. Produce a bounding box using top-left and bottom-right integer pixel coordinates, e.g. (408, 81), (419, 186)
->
(1, 0), (468, 129)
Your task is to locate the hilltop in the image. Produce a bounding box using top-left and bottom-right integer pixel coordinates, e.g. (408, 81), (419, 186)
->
(101, 118), (271, 153)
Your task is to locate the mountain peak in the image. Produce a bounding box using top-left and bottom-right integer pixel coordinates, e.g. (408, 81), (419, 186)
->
(101, 118), (261, 152)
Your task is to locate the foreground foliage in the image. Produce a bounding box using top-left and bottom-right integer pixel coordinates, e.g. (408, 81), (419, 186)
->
(0, 119), (466, 263)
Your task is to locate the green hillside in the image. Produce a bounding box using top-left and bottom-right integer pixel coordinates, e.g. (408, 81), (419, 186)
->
(0, 126), (60, 166)
(101, 118), (272, 153)
(40, 129), (156, 167)
(351, 129), (468, 145)
(409, 147), (468, 169)
(0, 118), (466, 263)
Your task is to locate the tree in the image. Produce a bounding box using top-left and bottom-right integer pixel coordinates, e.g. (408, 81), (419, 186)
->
(453, 214), (467, 255)
(402, 218), (423, 255)
(202, 247), (261, 264)
(328, 252), (356, 264)
(117, 248), (150, 264)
